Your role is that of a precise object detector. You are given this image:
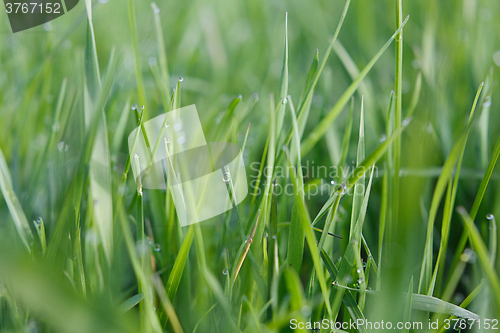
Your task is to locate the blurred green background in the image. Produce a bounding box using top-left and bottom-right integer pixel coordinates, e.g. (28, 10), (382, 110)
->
(1, 0), (500, 332)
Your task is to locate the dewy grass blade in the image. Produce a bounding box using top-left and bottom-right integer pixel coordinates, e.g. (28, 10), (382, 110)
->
(152, 275), (185, 333)
(301, 15), (409, 156)
(428, 90), (481, 296)
(403, 277), (413, 333)
(111, 98), (132, 155)
(287, 96), (306, 273)
(166, 225), (194, 300)
(350, 97), (365, 237)
(418, 82), (484, 294)
(488, 214), (497, 267)
(457, 207), (500, 307)
(321, 249), (367, 333)
(297, 49), (318, 137)
(127, 0), (147, 107)
(470, 134), (500, 220)
(84, 5), (114, 263)
(392, 0), (404, 230)
(339, 97), (354, 174)
(151, 2), (170, 96)
(274, 0), (351, 165)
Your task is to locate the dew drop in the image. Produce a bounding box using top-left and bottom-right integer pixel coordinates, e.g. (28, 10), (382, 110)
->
(174, 122), (182, 131)
(357, 278), (365, 284)
(356, 268), (362, 274)
(282, 98), (287, 104)
(379, 134), (386, 143)
(177, 134), (186, 145)
(36, 217), (42, 225)
(164, 120), (169, 128)
(263, 232), (268, 238)
(222, 172), (231, 183)
(178, 77), (184, 82)
(272, 235), (277, 240)
(222, 269), (229, 275)
(330, 180), (335, 185)
(486, 213), (494, 220)
(57, 141), (68, 152)
(238, 94), (242, 99)
(131, 105), (137, 111)
(165, 138), (170, 144)
(155, 244), (161, 252)
(73, 255), (77, 260)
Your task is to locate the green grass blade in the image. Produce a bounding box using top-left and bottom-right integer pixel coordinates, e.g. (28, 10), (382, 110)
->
(321, 249), (367, 333)
(470, 134), (500, 220)
(84, 7), (114, 263)
(297, 49), (319, 138)
(275, 12), (288, 146)
(151, 2), (170, 96)
(127, 0), (147, 107)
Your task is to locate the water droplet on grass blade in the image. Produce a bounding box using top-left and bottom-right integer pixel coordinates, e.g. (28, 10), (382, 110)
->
(155, 244), (161, 252)
(222, 172), (231, 183)
(178, 77), (184, 82)
(486, 213), (494, 220)
(402, 117), (412, 126)
(222, 269), (228, 275)
(57, 142), (68, 152)
(483, 96), (492, 108)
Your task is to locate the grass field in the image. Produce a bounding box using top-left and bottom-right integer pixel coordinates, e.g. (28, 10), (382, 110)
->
(1, 0), (500, 332)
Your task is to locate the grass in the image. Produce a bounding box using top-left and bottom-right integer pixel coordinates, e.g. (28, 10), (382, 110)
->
(1, 0), (500, 332)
